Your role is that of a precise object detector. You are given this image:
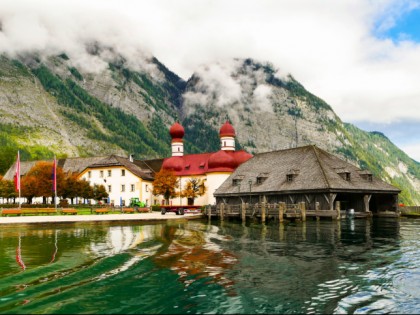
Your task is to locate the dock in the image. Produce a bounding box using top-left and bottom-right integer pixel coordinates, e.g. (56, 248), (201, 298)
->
(205, 202), (400, 222)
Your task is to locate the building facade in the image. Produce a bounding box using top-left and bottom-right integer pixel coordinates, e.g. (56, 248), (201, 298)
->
(161, 121), (253, 206)
(78, 155), (157, 206)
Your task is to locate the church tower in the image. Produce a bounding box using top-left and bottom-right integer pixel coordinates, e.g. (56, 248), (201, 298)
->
(219, 121), (235, 151)
(169, 122), (184, 156)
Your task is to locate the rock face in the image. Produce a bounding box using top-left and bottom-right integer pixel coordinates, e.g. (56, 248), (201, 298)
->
(0, 54), (419, 205)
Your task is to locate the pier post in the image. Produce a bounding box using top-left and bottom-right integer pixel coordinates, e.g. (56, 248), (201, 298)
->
(207, 205), (211, 221)
(300, 202), (306, 221)
(261, 201), (266, 223)
(220, 203), (224, 221)
(335, 201), (341, 220)
(315, 201), (320, 220)
(279, 202), (285, 223)
(241, 202), (246, 223)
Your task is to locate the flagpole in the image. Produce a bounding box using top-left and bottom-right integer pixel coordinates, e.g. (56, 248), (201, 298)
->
(54, 156), (57, 211)
(16, 150), (21, 209)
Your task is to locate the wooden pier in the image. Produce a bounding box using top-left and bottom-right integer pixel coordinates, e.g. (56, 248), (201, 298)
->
(205, 201), (398, 222)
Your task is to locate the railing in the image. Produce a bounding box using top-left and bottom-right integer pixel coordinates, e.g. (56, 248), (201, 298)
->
(207, 202), (379, 220)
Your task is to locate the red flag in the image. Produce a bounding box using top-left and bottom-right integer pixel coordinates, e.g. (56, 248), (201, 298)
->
(14, 151), (20, 192)
(52, 156), (57, 192)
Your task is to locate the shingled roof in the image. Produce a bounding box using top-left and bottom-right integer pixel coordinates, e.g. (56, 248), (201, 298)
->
(3, 155), (157, 181)
(214, 145), (400, 196)
(86, 155), (155, 181)
(3, 156), (107, 180)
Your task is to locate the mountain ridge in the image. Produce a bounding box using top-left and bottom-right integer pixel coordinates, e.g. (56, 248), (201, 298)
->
(0, 53), (418, 205)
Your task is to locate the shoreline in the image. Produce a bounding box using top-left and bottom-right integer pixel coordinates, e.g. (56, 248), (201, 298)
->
(0, 212), (205, 225)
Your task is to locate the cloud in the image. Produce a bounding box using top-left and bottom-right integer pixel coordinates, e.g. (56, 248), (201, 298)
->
(400, 143), (420, 162)
(0, 0), (420, 125)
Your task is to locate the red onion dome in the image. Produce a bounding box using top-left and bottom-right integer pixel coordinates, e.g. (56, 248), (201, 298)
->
(219, 121), (235, 137)
(208, 150), (236, 170)
(169, 122), (185, 140)
(234, 150), (253, 165)
(162, 156), (184, 172)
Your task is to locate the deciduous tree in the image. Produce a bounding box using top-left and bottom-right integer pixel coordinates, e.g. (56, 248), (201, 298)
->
(152, 169), (179, 204)
(24, 161), (65, 203)
(181, 177), (206, 205)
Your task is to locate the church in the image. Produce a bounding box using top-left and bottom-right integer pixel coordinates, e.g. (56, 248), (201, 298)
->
(161, 121), (253, 205)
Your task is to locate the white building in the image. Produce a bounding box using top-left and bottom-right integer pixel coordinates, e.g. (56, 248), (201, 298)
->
(79, 155), (158, 207)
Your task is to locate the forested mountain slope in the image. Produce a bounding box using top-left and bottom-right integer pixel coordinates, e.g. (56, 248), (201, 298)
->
(0, 54), (418, 204)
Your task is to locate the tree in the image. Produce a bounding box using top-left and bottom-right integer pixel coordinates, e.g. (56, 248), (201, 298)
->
(61, 172), (87, 204)
(0, 179), (17, 203)
(21, 175), (38, 204)
(181, 177), (206, 205)
(93, 184), (108, 203)
(152, 169), (179, 204)
(24, 161), (65, 203)
(79, 179), (94, 203)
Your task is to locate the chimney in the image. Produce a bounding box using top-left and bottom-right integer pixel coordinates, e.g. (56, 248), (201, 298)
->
(129, 154), (134, 162)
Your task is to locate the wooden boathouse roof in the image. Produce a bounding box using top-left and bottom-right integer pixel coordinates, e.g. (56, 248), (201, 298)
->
(214, 145), (400, 196)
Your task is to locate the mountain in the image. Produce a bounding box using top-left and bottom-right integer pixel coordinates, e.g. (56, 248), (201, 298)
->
(0, 53), (418, 205)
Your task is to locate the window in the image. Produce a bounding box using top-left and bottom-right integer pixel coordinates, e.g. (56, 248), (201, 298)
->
(256, 173), (268, 184)
(145, 184), (149, 192)
(232, 179), (242, 186)
(121, 169), (125, 176)
(108, 185), (112, 193)
(130, 184), (135, 192)
(88, 171), (91, 178)
(100, 170), (104, 178)
(345, 172), (351, 181)
(121, 184), (125, 192)
(286, 174), (294, 182)
(108, 170), (112, 177)
(367, 174), (372, 182)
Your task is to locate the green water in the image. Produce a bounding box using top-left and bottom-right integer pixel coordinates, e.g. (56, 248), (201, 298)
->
(0, 218), (419, 314)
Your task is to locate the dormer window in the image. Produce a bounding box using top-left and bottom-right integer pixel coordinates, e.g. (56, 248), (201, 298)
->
(185, 164), (190, 170)
(256, 172), (269, 184)
(232, 175), (244, 187)
(286, 169), (299, 182)
(199, 162), (205, 169)
(336, 168), (351, 181)
(359, 170), (373, 182)
(232, 179), (242, 186)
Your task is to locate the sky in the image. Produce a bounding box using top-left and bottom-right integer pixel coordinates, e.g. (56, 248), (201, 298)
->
(0, 0), (419, 161)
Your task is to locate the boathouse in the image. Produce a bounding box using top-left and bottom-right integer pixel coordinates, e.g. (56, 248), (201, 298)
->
(214, 145), (400, 217)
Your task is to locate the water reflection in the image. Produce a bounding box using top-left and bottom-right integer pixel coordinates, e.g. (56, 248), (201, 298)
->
(0, 218), (418, 314)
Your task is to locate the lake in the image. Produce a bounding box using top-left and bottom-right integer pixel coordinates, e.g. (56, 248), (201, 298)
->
(0, 217), (419, 314)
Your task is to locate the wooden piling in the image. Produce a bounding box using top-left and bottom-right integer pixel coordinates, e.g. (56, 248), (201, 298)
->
(241, 202), (246, 223)
(335, 201), (341, 220)
(261, 201), (266, 223)
(220, 203), (224, 221)
(279, 202), (285, 223)
(315, 201), (320, 220)
(300, 202), (306, 221)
